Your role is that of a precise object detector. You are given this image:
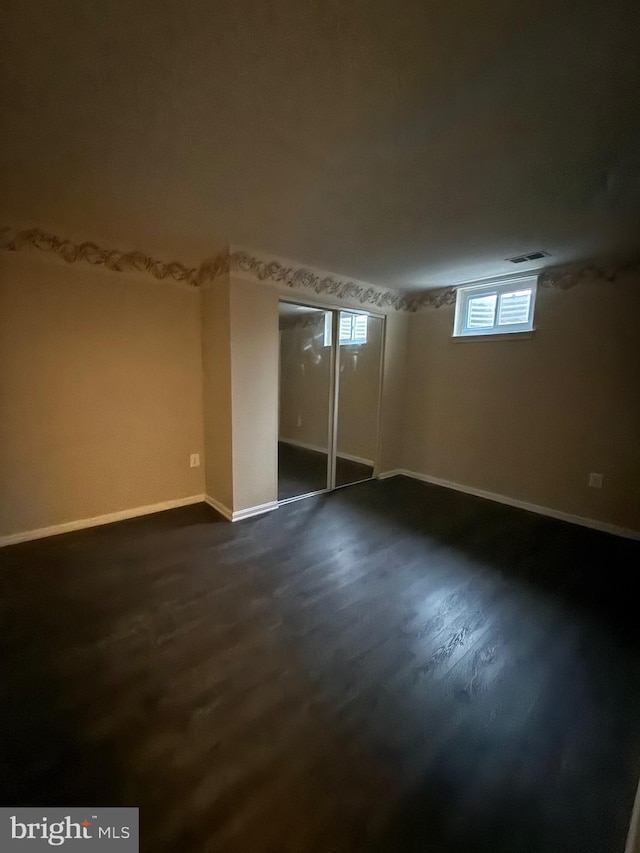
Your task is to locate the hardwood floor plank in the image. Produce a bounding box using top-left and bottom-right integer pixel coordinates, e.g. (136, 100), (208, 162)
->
(1, 477), (639, 852)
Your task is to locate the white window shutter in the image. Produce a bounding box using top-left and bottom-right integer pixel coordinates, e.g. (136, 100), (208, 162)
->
(353, 315), (368, 343)
(497, 289), (532, 325)
(466, 294), (497, 329)
(339, 314), (353, 343)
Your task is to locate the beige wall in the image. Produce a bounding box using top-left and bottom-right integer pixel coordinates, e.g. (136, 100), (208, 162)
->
(401, 274), (640, 532)
(201, 275), (233, 510)
(379, 311), (409, 474)
(230, 276), (279, 512)
(0, 252), (397, 538)
(0, 252), (205, 537)
(8, 248), (635, 538)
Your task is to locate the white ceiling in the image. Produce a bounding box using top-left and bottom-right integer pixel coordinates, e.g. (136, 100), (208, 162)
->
(2, 0), (639, 291)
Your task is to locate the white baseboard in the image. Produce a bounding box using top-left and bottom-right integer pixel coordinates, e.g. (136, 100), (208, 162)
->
(279, 437), (327, 455)
(0, 494), (206, 548)
(377, 469), (403, 480)
(279, 438), (374, 468)
(337, 450), (375, 467)
(0, 491), (280, 546)
(232, 501), (279, 522)
(379, 469), (640, 541)
(203, 494), (233, 521)
(204, 495), (278, 523)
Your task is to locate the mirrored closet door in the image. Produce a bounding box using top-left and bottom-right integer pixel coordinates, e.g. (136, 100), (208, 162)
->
(278, 301), (383, 502)
(278, 303), (333, 501)
(334, 312), (383, 487)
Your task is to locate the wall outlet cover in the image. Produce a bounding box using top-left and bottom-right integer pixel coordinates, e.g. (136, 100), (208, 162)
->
(588, 472), (603, 488)
(190, 453), (200, 468)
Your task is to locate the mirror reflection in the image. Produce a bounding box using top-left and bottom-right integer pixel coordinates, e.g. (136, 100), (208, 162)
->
(278, 304), (332, 500)
(278, 302), (383, 502)
(335, 312), (383, 486)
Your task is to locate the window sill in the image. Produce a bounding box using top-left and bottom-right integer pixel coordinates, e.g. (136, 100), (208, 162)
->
(451, 330), (535, 343)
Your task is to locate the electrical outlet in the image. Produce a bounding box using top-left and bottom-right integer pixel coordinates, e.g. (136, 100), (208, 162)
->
(296, 414), (302, 428)
(588, 472), (603, 489)
(190, 453), (200, 468)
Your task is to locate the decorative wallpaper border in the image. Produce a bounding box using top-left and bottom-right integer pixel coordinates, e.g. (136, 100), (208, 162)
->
(0, 227), (229, 288)
(407, 287), (457, 312)
(0, 227), (406, 311)
(3, 226), (639, 313)
(229, 250), (409, 311)
(538, 257), (640, 291)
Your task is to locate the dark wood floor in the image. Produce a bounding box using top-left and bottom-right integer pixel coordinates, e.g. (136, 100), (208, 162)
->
(278, 441), (373, 499)
(1, 476), (640, 853)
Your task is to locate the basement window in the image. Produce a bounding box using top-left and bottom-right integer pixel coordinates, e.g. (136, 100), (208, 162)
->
(453, 277), (537, 338)
(324, 312), (368, 346)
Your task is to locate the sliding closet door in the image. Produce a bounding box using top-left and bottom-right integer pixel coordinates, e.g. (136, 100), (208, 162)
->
(334, 312), (383, 487)
(278, 303), (334, 501)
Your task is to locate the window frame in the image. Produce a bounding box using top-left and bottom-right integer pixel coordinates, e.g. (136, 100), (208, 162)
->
(453, 276), (538, 338)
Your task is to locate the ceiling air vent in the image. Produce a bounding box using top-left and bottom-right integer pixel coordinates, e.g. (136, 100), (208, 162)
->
(507, 250), (550, 264)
